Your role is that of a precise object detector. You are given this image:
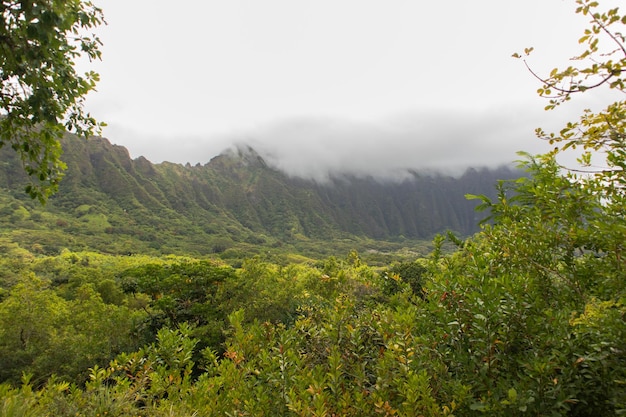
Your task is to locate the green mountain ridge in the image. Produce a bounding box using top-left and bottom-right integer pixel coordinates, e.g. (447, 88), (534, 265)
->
(0, 134), (521, 258)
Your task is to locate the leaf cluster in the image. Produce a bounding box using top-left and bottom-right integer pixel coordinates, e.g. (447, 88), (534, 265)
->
(0, 0), (105, 202)
(515, 0), (626, 184)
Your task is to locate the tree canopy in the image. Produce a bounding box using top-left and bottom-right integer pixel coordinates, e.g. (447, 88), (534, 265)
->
(0, 0), (105, 203)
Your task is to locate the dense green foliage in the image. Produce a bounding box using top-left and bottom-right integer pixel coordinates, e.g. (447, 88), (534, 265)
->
(0, 0), (624, 415)
(0, 150), (624, 414)
(0, 0), (105, 202)
(0, 142), (624, 414)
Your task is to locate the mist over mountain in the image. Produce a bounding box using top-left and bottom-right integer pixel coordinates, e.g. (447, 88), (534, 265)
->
(244, 112), (534, 181)
(119, 107), (555, 179)
(0, 134), (523, 257)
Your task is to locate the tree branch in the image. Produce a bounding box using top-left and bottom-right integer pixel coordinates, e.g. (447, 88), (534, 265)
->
(524, 59), (621, 95)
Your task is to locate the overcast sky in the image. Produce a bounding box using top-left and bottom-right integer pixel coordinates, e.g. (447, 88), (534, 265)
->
(78, 0), (620, 178)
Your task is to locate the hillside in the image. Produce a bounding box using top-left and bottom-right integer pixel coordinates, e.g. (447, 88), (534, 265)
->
(0, 134), (521, 258)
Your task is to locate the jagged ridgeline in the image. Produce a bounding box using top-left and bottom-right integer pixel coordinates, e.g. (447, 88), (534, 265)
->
(0, 134), (521, 256)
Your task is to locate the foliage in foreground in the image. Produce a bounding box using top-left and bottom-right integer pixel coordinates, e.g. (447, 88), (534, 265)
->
(0, 0), (625, 415)
(0, 150), (624, 415)
(0, 0), (105, 202)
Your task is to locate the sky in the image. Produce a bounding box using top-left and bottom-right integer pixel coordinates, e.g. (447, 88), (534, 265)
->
(78, 0), (620, 179)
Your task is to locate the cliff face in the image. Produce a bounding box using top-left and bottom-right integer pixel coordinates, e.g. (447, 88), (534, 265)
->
(0, 135), (521, 255)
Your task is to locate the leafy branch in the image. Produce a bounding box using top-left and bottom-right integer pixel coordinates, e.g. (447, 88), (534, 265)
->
(514, 0), (625, 190)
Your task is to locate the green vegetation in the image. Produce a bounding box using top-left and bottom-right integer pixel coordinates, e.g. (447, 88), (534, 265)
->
(0, 132), (511, 261)
(0, 0), (105, 202)
(0, 0), (624, 415)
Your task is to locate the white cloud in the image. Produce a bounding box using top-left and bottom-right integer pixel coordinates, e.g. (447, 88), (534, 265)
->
(79, 0), (623, 176)
(243, 105), (554, 180)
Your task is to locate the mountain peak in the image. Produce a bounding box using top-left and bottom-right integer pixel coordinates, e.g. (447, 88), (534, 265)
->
(217, 143), (268, 169)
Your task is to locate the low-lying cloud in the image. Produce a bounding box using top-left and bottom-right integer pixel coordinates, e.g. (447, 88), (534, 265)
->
(114, 104), (577, 181)
(242, 106), (557, 181)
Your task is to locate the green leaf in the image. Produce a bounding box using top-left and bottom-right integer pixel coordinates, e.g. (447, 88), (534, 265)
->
(507, 388), (518, 402)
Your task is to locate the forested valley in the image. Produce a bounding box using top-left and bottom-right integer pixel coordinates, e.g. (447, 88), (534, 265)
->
(1, 0), (625, 416)
(1, 148), (625, 416)
(0, 133), (519, 260)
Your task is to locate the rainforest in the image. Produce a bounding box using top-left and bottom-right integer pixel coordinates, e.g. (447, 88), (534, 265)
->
(0, 0), (625, 416)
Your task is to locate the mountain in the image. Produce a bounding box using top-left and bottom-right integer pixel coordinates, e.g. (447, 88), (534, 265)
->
(0, 134), (521, 258)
